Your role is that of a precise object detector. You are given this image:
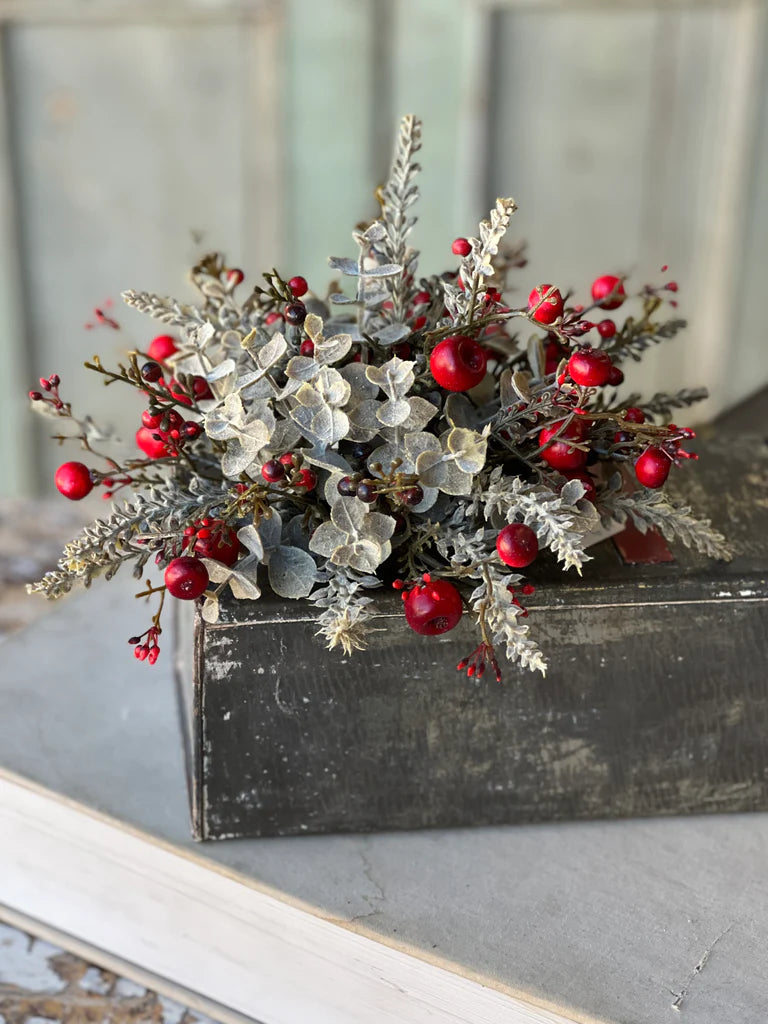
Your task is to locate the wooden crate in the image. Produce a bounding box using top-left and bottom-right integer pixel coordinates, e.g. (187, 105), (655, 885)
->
(175, 436), (768, 840)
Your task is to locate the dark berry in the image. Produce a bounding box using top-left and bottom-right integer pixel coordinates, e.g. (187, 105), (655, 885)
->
(337, 476), (358, 497)
(261, 459), (286, 483)
(393, 342), (412, 360)
(528, 284), (564, 325)
(164, 556), (209, 600)
(404, 580), (463, 636)
(568, 348), (613, 387)
(496, 523), (539, 568)
(607, 365), (624, 386)
(54, 461), (93, 501)
(401, 485), (424, 507)
(300, 339), (315, 357)
(278, 451), (296, 466)
(28, 390), (43, 401)
(635, 447), (671, 488)
(284, 302), (307, 326)
(430, 335), (487, 392)
(356, 481), (378, 503)
(614, 431), (632, 444)
(141, 361), (163, 382)
(350, 442), (372, 461)
(289, 275), (308, 297)
(591, 275), (626, 310)
(624, 407), (645, 424)
(451, 237), (472, 257)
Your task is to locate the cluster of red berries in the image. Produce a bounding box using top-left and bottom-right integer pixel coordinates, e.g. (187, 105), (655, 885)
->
(136, 407), (202, 460)
(261, 453), (318, 491)
(128, 624), (161, 664)
(28, 373), (65, 410)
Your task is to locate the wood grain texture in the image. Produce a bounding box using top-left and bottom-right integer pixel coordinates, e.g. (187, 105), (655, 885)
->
(179, 437), (768, 839)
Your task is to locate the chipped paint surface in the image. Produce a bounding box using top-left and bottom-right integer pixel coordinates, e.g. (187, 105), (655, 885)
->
(0, 923), (220, 1023)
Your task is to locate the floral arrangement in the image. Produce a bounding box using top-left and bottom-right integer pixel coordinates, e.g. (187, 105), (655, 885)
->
(28, 115), (730, 679)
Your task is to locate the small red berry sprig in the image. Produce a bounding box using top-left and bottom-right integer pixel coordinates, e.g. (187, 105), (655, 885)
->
(128, 580), (167, 666)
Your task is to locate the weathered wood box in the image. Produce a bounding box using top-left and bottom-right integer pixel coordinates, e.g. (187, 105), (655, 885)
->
(175, 436), (768, 840)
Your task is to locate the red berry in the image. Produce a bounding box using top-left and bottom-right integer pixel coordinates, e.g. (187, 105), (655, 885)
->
(430, 335), (487, 392)
(147, 335), (178, 362)
(193, 522), (240, 567)
(295, 468), (317, 491)
(226, 268), (244, 286)
(192, 376), (213, 400)
(289, 275), (308, 297)
(607, 365), (625, 386)
(538, 419), (588, 471)
(624, 407), (646, 424)
(413, 290), (431, 305)
(300, 339), (315, 357)
(400, 485), (424, 507)
(54, 461), (93, 500)
(568, 348), (613, 387)
(136, 427), (171, 459)
(261, 459), (286, 483)
(452, 237), (472, 257)
(404, 580), (463, 636)
(635, 447), (671, 488)
(164, 556), (209, 600)
(183, 421), (202, 440)
(166, 378), (193, 406)
(412, 315), (427, 331)
(591, 275), (626, 310)
(141, 409), (163, 429)
(265, 312), (284, 325)
(597, 319), (617, 339)
(278, 452), (296, 466)
(496, 523), (539, 568)
(528, 285), (564, 325)
(563, 470), (597, 503)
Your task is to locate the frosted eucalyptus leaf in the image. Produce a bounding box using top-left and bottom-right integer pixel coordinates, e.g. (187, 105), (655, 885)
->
(304, 313), (324, 342)
(302, 447), (353, 475)
(446, 427), (487, 475)
(560, 478), (586, 505)
(309, 520), (348, 559)
(331, 496), (367, 535)
(268, 545), (317, 599)
(377, 397), (412, 427)
(316, 333), (353, 366)
(372, 322), (411, 346)
(201, 596), (220, 624)
(258, 333), (288, 368)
